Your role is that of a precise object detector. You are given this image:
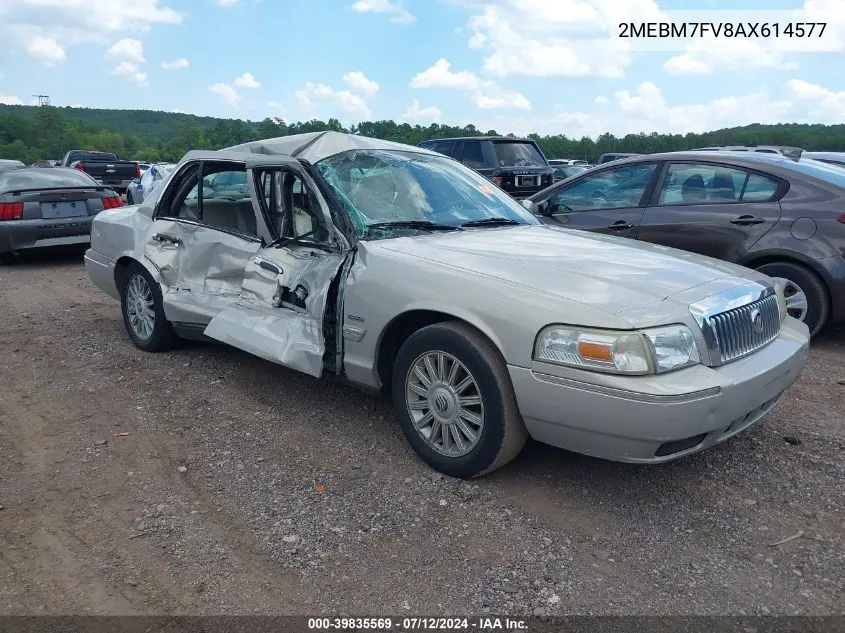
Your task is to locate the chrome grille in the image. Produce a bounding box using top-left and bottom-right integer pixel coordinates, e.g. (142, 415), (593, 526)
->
(708, 294), (780, 363)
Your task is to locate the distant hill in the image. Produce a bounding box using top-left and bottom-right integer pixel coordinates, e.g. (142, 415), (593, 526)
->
(0, 104), (263, 145)
(2, 103), (844, 164)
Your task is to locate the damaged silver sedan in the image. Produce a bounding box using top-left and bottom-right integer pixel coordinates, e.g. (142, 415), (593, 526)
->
(85, 132), (811, 477)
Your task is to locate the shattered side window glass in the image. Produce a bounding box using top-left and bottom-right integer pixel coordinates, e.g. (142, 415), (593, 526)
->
(315, 150), (539, 238)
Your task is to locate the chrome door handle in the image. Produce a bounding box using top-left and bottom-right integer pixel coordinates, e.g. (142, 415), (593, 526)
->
(252, 257), (282, 275)
(153, 233), (182, 246)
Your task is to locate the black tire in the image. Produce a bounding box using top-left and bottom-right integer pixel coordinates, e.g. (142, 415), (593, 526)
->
(756, 261), (829, 335)
(126, 190), (134, 205)
(0, 251), (19, 265)
(119, 262), (179, 352)
(391, 322), (528, 478)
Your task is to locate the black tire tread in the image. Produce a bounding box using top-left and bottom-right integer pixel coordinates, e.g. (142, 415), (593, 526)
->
(757, 260), (829, 335)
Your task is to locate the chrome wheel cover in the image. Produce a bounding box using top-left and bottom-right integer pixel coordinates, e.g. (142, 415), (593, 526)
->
(405, 351), (484, 457)
(126, 274), (155, 340)
(775, 277), (809, 322)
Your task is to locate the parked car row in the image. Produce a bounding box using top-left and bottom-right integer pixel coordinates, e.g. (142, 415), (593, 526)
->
(126, 162), (176, 205)
(80, 131), (811, 479)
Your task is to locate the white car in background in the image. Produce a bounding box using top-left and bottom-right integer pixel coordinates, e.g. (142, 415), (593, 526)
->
(126, 163), (175, 205)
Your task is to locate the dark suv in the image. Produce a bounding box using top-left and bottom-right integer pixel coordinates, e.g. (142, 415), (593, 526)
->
(418, 136), (553, 199)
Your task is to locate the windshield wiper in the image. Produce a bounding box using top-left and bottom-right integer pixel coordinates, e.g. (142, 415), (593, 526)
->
(365, 220), (461, 233)
(460, 217), (521, 228)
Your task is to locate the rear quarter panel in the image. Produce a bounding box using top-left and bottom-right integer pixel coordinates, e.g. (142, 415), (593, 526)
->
(90, 206), (157, 280)
(744, 178), (845, 264)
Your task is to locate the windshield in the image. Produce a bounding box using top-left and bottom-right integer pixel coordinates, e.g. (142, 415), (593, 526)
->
(315, 150), (539, 238)
(492, 141), (546, 167)
(784, 158), (845, 188)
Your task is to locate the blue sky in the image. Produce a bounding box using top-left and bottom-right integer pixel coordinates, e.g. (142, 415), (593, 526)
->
(0, 0), (843, 138)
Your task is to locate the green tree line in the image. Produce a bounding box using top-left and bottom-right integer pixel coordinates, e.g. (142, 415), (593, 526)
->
(2, 104), (844, 165)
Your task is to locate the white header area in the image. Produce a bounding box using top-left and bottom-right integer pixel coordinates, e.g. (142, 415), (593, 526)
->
(614, 10), (843, 52)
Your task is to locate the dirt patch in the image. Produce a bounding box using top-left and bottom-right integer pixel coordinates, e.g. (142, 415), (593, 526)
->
(1, 249), (843, 615)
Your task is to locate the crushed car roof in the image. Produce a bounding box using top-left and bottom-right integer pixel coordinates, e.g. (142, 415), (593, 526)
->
(224, 131), (439, 163)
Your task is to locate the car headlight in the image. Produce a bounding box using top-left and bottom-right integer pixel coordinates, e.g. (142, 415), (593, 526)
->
(773, 279), (788, 322)
(534, 325), (700, 375)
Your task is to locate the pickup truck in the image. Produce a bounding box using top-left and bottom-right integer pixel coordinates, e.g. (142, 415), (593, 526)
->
(60, 150), (140, 193)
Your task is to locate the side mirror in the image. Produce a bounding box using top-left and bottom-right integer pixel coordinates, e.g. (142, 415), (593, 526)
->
(521, 199), (535, 212)
(132, 177), (141, 184)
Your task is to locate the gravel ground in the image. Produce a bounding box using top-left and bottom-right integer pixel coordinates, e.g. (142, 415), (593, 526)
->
(0, 247), (843, 616)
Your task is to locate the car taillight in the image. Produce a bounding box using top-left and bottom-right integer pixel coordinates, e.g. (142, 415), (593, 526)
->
(102, 196), (124, 209)
(0, 202), (24, 220)
(74, 162), (85, 171)
(135, 163), (141, 178)
(837, 213), (845, 224)
(492, 176), (502, 186)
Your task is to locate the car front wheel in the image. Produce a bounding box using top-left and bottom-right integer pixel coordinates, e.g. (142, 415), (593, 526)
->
(756, 261), (829, 335)
(120, 262), (179, 351)
(391, 322), (528, 478)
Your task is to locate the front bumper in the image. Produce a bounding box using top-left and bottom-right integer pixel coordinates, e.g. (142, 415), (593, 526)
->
(509, 317), (810, 463)
(0, 217), (92, 254)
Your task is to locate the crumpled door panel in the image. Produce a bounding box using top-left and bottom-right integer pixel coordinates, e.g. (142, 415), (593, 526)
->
(142, 220), (183, 289)
(203, 245), (345, 378)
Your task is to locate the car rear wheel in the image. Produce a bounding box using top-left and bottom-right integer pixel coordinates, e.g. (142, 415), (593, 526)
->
(120, 262), (179, 351)
(391, 322), (527, 478)
(126, 189), (134, 205)
(756, 261), (829, 335)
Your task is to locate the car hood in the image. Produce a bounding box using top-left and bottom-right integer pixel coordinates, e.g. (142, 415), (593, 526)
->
(372, 225), (761, 314)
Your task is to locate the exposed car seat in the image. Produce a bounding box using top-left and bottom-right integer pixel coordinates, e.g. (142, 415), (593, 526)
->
(200, 197), (257, 236)
(710, 169), (737, 201)
(681, 173), (708, 203)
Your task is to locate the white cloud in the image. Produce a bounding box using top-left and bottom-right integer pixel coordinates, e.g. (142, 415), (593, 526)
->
(215, 0), (240, 5)
(26, 36), (66, 65)
(472, 80), (810, 139)
(350, 0), (415, 23)
(0, 94), (24, 105)
(343, 71), (379, 96)
(295, 81), (372, 120)
(234, 72), (260, 88)
(411, 58), (530, 110)
(463, 0), (667, 79)
(106, 38), (144, 63)
(664, 40), (796, 75)
(402, 100), (442, 123)
(112, 61), (148, 86)
(2, 0), (183, 63)
(162, 58), (189, 70)
(208, 82), (241, 108)
(787, 79), (845, 123)
(593, 96), (608, 105)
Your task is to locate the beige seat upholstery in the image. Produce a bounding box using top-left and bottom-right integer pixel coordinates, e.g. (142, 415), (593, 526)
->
(200, 197), (257, 236)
